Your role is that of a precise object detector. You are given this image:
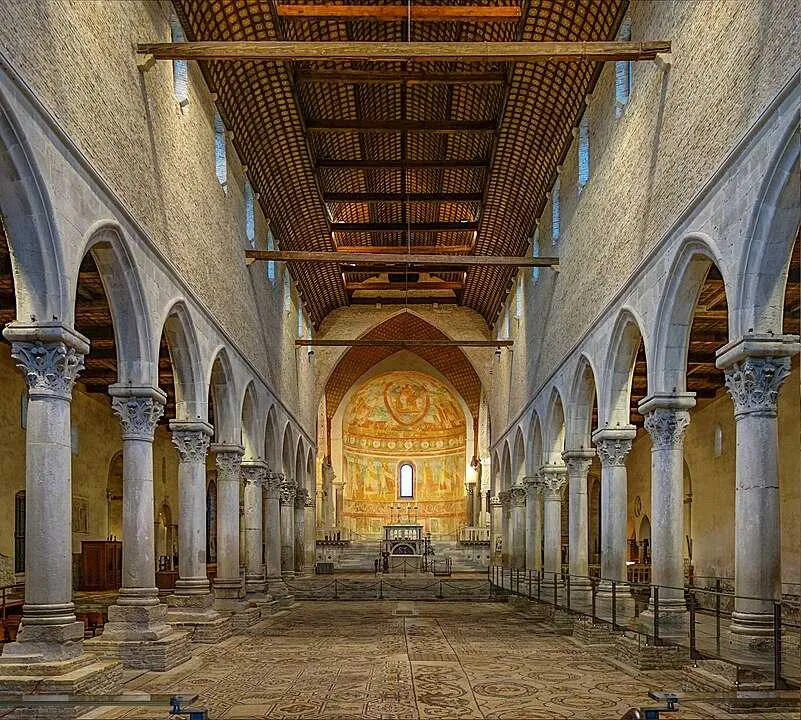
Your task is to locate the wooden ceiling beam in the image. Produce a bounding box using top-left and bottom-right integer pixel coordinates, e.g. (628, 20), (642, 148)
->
(324, 191), (483, 203)
(296, 339), (511, 347)
(334, 244), (473, 254)
(137, 40), (671, 63)
(348, 295), (459, 305)
(296, 69), (507, 85)
(345, 281), (463, 291)
(276, 4), (522, 22)
(306, 119), (496, 134)
(315, 158), (489, 169)
(246, 249), (557, 267)
(331, 221), (478, 232)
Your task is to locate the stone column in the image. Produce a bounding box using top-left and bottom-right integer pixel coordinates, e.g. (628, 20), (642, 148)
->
(168, 420), (220, 623)
(562, 449), (596, 594)
(465, 483), (475, 527)
(489, 495), (503, 564)
(211, 445), (245, 608)
(280, 476), (297, 577)
(294, 489), (307, 574)
(540, 466), (567, 585)
(264, 471), (287, 594)
(333, 480), (344, 529)
(592, 427), (636, 595)
(639, 394), (695, 625)
(322, 462), (335, 529)
(241, 460), (267, 595)
(304, 491), (316, 570)
(524, 477), (542, 572)
(717, 337), (798, 650)
(0, 326), (88, 664)
(498, 491), (511, 568)
(509, 485), (527, 569)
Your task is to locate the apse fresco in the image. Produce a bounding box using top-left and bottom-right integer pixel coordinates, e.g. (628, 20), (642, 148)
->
(342, 371), (467, 539)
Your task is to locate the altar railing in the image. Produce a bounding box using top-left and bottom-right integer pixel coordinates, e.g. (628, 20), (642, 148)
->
(459, 526), (490, 544)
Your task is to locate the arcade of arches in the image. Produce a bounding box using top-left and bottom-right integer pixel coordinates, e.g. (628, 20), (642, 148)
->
(0, 1), (799, 717)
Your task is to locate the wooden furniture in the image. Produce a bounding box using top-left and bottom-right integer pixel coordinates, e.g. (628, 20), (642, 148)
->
(1, 584), (24, 643)
(80, 541), (122, 591)
(155, 570), (178, 590)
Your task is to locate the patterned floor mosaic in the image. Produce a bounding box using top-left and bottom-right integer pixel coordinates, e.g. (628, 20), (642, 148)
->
(90, 601), (797, 719)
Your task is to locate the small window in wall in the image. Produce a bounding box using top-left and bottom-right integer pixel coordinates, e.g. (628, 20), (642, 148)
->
(399, 463), (414, 498)
(297, 306), (305, 338)
(266, 228), (276, 282)
(514, 274), (524, 320)
(615, 17), (633, 116)
(244, 181), (255, 248)
(283, 271), (292, 312)
(551, 177), (561, 246)
(578, 114), (590, 190)
(531, 228), (541, 283)
(14, 491), (25, 573)
(214, 112), (227, 190)
(170, 20), (189, 107)
(713, 424), (723, 457)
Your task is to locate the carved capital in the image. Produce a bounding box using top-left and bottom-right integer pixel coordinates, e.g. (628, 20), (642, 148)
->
(304, 491), (315, 508)
(498, 490), (511, 509)
(214, 447), (244, 483)
(12, 341), (84, 400)
(595, 437), (633, 467)
(539, 466), (567, 499)
(562, 451), (594, 479)
(644, 408), (690, 449)
(489, 495), (502, 508)
(264, 470), (283, 499)
(170, 422), (213, 464)
(509, 485), (527, 508)
(724, 356), (791, 418)
(280, 476), (297, 505)
(294, 488), (308, 509)
(112, 394), (164, 441)
(241, 461), (268, 487)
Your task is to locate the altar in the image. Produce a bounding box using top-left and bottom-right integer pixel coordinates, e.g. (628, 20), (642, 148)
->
(382, 524), (424, 556)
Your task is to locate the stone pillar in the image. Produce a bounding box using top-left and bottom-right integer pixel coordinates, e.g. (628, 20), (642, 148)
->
(294, 489), (307, 574)
(241, 459), (267, 595)
(280, 476), (297, 578)
(592, 427), (636, 594)
(264, 471), (287, 594)
(524, 477), (542, 572)
(333, 480), (344, 529)
(540, 466), (567, 584)
(211, 445), (245, 607)
(322, 462), (335, 529)
(498, 491), (511, 568)
(509, 485), (527, 569)
(639, 394), (695, 625)
(304, 491), (316, 570)
(717, 337), (798, 650)
(465, 483), (475, 527)
(562, 449), (595, 593)
(0, 327), (88, 664)
(489, 495), (503, 564)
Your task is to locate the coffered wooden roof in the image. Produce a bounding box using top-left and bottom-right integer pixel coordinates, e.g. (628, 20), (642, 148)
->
(173, 0), (628, 326)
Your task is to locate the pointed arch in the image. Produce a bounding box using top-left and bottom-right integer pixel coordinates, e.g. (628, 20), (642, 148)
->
(652, 234), (729, 394)
(528, 414), (543, 474)
(240, 381), (259, 459)
(512, 426), (526, 484)
(491, 450), (501, 494)
(544, 387), (566, 464)
(281, 422), (294, 477)
(78, 222), (154, 386)
(306, 446), (315, 489)
(295, 439), (306, 493)
(208, 346), (238, 445)
(502, 441), (513, 491)
(602, 308), (648, 427)
(567, 353), (599, 450)
(264, 404), (278, 467)
(158, 300), (205, 420)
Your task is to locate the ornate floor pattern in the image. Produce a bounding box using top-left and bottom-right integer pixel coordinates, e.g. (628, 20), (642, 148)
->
(91, 602), (796, 719)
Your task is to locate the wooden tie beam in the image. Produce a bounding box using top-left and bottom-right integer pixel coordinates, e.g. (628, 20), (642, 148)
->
(295, 339), (513, 347)
(245, 250), (557, 267)
(276, 4), (522, 22)
(331, 221), (478, 232)
(296, 69), (507, 85)
(324, 192), (483, 203)
(306, 119), (496, 134)
(136, 41), (671, 64)
(315, 158), (489, 169)
(334, 244), (474, 254)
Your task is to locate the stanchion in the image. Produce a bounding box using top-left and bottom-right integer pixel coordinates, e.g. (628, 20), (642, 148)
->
(334, 579), (338, 600)
(553, 572), (558, 607)
(773, 602), (783, 690)
(528, 570), (532, 599)
(688, 590), (697, 660)
(653, 585), (660, 645)
(501, 567), (504, 590)
(566, 574), (571, 611)
(438, 581), (444, 599)
(379, 579), (383, 599)
(612, 581), (617, 630)
(591, 578), (597, 625)
(537, 569), (541, 601)
(715, 578), (721, 654)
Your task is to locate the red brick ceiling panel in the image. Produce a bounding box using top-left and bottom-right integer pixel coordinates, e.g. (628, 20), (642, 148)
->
(324, 312), (482, 422)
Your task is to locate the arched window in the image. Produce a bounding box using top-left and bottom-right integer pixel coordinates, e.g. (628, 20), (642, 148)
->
(578, 114), (590, 190)
(297, 305), (305, 339)
(244, 181), (255, 248)
(266, 228), (276, 282)
(170, 19), (189, 107)
(530, 227), (541, 283)
(615, 17), (633, 116)
(214, 111), (227, 189)
(514, 273), (524, 320)
(713, 424), (723, 457)
(14, 491), (25, 573)
(399, 463), (414, 499)
(551, 177), (561, 246)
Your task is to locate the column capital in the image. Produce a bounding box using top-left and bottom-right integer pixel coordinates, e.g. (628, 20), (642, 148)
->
(8, 330), (88, 400)
(304, 491), (315, 508)
(241, 459), (268, 486)
(637, 392), (696, 416)
(509, 485), (527, 508)
(523, 476), (541, 499)
(110, 386), (166, 441)
(643, 407), (691, 449)
(280, 475), (297, 505)
(539, 464), (567, 499)
(265, 470), (283, 499)
(562, 449), (595, 477)
(715, 333), (800, 370)
(213, 445), (244, 482)
(169, 420), (213, 463)
(294, 488), (309, 509)
(723, 355), (793, 418)
(592, 426), (636, 467)
(498, 490), (511, 509)
(489, 494), (503, 507)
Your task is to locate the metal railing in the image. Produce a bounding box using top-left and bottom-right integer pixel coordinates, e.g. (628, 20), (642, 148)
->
(459, 526), (491, 544)
(490, 566), (801, 690)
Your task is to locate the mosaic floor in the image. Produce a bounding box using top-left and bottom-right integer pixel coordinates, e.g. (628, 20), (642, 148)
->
(93, 601), (796, 719)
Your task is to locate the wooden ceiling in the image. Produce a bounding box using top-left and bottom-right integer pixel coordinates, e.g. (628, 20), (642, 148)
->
(172, 0), (628, 326)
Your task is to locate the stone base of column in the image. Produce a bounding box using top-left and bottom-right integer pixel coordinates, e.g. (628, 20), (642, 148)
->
(595, 583), (635, 623)
(613, 633), (689, 671)
(0, 655), (122, 719)
(83, 602), (190, 670)
(567, 580), (593, 612)
(729, 612), (776, 653)
(166, 592), (233, 644)
(229, 606), (262, 631)
(266, 576), (290, 597)
(0, 619), (85, 664)
(213, 578), (245, 603)
(572, 617), (623, 647)
(638, 599), (688, 639)
(245, 573), (266, 595)
(281, 570), (296, 580)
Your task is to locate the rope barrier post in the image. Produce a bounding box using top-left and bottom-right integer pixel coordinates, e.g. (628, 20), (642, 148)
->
(528, 570), (532, 599)
(334, 578), (338, 600)
(715, 578), (721, 655)
(688, 590), (697, 660)
(611, 581), (617, 631)
(553, 572), (557, 607)
(653, 585), (660, 645)
(566, 574), (571, 611)
(537, 569), (541, 601)
(379, 579), (383, 600)
(773, 602), (783, 690)
(591, 578), (597, 625)
(438, 580), (443, 599)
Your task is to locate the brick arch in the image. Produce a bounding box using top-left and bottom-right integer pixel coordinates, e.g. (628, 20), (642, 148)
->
(324, 313), (482, 453)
